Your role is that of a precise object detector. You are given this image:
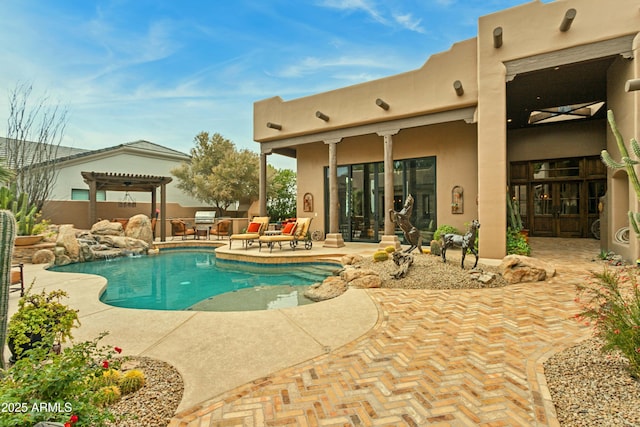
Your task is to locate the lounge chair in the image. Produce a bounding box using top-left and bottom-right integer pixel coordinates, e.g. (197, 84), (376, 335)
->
(210, 219), (231, 239)
(170, 219), (196, 240)
(258, 217), (313, 252)
(229, 216), (270, 249)
(11, 263), (24, 297)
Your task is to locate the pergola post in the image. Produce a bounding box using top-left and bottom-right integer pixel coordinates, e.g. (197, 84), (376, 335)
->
(88, 179), (97, 227)
(160, 183), (167, 242)
(259, 150), (270, 216)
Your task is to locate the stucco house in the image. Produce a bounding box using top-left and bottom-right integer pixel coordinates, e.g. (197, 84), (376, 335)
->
(1, 138), (220, 233)
(253, 0), (640, 261)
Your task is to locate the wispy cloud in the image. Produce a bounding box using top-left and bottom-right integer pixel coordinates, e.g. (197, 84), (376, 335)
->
(316, 0), (387, 25)
(393, 13), (425, 33)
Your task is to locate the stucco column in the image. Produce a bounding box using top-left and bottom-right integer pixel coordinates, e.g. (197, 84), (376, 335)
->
(323, 138), (345, 248)
(259, 150), (270, 217)
(377, 130), (401, 250)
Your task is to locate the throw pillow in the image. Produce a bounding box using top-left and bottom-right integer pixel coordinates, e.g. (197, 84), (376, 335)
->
(246, 222), (261, 233)
(282, 222), (297, 235)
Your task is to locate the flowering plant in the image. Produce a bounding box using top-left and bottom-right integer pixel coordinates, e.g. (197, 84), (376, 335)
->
(576, 267), (640, 377)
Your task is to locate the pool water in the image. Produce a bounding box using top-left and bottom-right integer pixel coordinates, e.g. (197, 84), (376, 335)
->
(50, 249), (337, 311)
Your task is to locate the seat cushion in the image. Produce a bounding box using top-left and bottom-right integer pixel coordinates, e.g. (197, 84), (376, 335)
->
(11, 270), (21, 285)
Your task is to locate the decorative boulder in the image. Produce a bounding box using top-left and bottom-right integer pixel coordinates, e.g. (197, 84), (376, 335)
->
(91, 220), (124, 236)
(32, 248), (56, 265)
(125, 214), (154, 245)
(340, 267), (378, 282)
(341, 254), (363, 266)
(56, 224), (81, 262)
(304, 276), (348, 301)
(96, 235), (149, 251)
(499, 255), (556, 284)
(349, 275), (382, 289)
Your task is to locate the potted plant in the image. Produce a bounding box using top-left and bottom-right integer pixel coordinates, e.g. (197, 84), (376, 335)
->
(7, 287), (80, 363)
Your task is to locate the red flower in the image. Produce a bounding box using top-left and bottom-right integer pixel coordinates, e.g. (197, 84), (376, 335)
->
(69, 415), (79, 423)
(102, 360), (109, 369)
(65, 423), (71, 427)
(614, 329), (620, 335)
(114, 346), (122, 354)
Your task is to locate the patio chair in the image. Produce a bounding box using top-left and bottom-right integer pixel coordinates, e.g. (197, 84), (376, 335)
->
(229, 216), (270, 249)
(170, 219), (196, 240)
(11, 263), (25, 297)
(258, 217), (314, 252)
(210, 219), (231, 239)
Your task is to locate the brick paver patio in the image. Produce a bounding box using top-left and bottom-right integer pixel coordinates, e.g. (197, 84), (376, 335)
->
(170, 238), (600, 426)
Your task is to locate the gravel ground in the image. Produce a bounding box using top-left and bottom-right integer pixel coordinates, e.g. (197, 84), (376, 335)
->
(113, 254), (639, 426)
(107, 357), (183, 427)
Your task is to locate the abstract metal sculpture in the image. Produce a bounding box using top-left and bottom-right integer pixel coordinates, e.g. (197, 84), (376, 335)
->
(441, 219), (480, 269)
(389, 194), (423, 254)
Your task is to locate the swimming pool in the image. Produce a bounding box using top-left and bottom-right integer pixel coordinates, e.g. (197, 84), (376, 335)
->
(50, 249), (337, 311)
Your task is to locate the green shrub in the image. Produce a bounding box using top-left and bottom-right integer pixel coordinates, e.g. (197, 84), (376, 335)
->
(0, 333), (121, 426)
(506, 228), (530, 256)
(373, 251), (389, 262)
(433, 224), (460, 241)
(577, 268), (640, 377)
(119, 369), (146, 394)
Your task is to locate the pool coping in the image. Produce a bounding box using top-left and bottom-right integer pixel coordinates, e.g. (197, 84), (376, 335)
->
(9, 244), (380, 412)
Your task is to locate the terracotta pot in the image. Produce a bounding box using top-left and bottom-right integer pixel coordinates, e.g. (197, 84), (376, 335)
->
(14, 235), (43, 246)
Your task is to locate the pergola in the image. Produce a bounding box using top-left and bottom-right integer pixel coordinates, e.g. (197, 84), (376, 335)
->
(81, 171), (173, 241)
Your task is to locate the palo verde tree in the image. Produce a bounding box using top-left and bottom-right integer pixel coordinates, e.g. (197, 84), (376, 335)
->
(4, 83), (68, 210)
(171, 132), (263, 215)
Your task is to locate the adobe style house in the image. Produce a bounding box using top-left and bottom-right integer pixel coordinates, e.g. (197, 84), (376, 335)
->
(253, 0), (640, 261)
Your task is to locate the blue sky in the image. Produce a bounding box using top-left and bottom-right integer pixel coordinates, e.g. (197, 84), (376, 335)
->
(1, 0), (538, 170)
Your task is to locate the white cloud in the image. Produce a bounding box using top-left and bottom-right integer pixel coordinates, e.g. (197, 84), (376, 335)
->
(393, 13), (425, 33)
(316, 0), (387, 25)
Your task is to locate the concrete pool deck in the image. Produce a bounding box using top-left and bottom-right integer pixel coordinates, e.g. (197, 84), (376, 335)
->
(6, 242), (382, 412)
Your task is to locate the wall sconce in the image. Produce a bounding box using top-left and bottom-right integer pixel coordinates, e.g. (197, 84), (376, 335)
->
(626, 79), (640, 92)
(316, 111), (330, 122)
(453, 80), (464, 96)
(266, 122), (282, 130)
(493, 27), (503, 48)
(559, 8), (576, 32)
(375, 98), (390, 110)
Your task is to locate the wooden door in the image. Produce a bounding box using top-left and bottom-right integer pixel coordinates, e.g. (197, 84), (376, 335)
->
(532, 182), (582, 237)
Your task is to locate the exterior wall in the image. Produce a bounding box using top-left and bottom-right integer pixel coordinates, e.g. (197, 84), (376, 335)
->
(254, 38), (478, 143)
(606, 49), (639, 261)
(296, 121), (478, 234)
(507, 120), (606, 163)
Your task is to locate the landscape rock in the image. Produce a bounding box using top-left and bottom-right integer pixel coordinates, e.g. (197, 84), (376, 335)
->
(340, 267), (378, 282)
(499, 255), (556, 284)
(96, 235), (149, 251)
(56, 224), (81, 262)
(91, 220), (124, 236)
(125, 214), (154, 245)
(349, 275), (382, 288)
(341, 254), (364, 265)
(31, 249), (56, 265)
(304, 276), (348, 301)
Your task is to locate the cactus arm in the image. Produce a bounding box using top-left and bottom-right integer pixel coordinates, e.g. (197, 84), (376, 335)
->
(0, 210), (17, 369)
(632, 138), (640, 159)
(607, 110), (640, 198)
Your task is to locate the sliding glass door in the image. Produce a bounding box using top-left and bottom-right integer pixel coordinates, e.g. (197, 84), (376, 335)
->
(325, 157), (436, 243)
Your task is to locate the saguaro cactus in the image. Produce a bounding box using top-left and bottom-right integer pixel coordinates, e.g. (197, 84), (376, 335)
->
(0, 210), (17, 368)
(601, 110), (640, 235)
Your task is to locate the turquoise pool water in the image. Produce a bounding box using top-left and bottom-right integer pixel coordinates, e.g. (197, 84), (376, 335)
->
(50, 249), (337, 311)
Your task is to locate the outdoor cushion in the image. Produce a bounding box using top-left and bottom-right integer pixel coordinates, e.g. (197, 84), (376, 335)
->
(246, 222), (261, 233)
(282, 222), (297, 235)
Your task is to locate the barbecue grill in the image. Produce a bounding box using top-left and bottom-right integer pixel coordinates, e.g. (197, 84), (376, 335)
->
(194, 211), (217, 239)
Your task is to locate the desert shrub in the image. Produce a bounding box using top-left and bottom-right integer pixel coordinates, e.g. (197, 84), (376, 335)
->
(577, 268), (640, 377)
(506, 227), (531, 256)
(433, 224), (459, 241)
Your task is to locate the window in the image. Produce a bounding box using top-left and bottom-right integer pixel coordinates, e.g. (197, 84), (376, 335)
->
(71, 189), (106, 201)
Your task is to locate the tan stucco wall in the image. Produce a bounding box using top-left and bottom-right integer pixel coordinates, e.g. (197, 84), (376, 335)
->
(296, 121), (478, 235)
(606, 48), (639, 261)
(254, 38), (478, 143)
(508, 120), (606, 163)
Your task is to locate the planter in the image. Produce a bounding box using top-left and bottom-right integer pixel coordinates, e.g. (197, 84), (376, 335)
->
(8, 333), (43, 363)
(14, 234), (43, 246)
